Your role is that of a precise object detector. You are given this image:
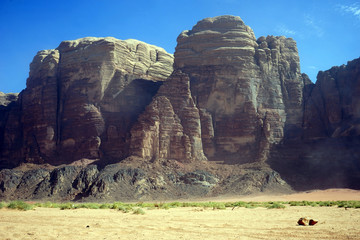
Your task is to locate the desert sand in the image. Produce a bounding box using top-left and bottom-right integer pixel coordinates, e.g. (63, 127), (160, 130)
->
(1, 189), (359, 240)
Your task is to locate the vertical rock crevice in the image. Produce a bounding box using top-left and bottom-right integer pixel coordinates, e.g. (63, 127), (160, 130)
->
(129, 70), (207, 162)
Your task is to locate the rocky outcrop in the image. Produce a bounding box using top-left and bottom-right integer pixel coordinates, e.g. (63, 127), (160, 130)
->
(174, 15), (305, 163)
(303, 58), (360, 139)
(0, 93), (22, 168)
(128, 14), (307, 164)
(0, 92), (18, 106)
(1, 15), (360, 201)
(0, 37), (174, 166)
(269, 57), (360, 190)
(0, 160), (291, 201)
(130, 70), (207, 162)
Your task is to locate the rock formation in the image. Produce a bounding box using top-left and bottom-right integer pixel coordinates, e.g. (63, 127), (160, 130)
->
(128, 15), (307, 165)
(269, 57), (360, 190)
(303, 58), (360, 139)
(0, 15), (359, 201)
(0, 93), (22, 168)
(0, 158), (289, 201)
(130, 70), (207, 162)
(0, 92), (18, 106)
(0, 37), (174, 166)
(173, 15), (306, 163)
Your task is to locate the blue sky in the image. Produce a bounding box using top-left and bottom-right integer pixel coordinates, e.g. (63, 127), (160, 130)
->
(1, 0), (359, 93)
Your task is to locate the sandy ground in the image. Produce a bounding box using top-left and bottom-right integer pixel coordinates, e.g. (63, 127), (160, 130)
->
(0, 189), (359, 240)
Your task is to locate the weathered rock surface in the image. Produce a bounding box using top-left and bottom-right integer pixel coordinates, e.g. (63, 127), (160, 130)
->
(269, 57), (360, 190)
(303, 58), (360, 139)
(174, 15), (305, 163)
(128, 14), (306, 165)
(0, 92), (22, 168)
(0, 92), (18, 107)
(0, 37), (174, 165)
(130, 70), (207, 162)
(0, 160), (291, 201)
(0, 15), (360, 201)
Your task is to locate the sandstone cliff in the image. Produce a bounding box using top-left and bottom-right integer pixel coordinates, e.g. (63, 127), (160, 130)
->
(173, 15), (306, 163)
(0, 15), (359, 201)
(0, 93), (21, 168)
(303, 58), (360, 139)
(0, 37), (174, 166)
(269, 57), (360, 190)
(130, 70), (207, 163)
(127, 16), (307, 166)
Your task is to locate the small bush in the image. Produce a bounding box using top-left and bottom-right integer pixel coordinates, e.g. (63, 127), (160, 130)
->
(37, 202), (62, 208)
(160, 204), (170, 210)
(0, 202), (5, 209)
(59, 203), (76, 210)
(82, 203), (101, 209)
(336, 201), (360, 209)
(118, 205), (132, 213)
(266, 202), (286, 209)
(181, 202), (192, 207)
(7, 201), (34, 211)
(111, 202), (128, 210)
(244, 204), (255, 209)
(232, 201), (247, 208)
(318, 201), (334, 207)
(289, 201), (317, 207)
(133, 208), (145, 215)
(99, 203), (111, 209)
(168, 202), (183, 208)
(211, 203), (226, 210)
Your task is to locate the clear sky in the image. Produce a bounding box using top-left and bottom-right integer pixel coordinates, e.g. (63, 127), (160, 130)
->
(1, 0), (359, 93)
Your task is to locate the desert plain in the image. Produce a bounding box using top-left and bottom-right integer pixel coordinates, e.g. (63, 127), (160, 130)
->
(1, 188), (359, 240)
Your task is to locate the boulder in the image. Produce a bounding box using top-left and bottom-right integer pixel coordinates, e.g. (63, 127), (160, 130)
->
(298, 217), (318, 226)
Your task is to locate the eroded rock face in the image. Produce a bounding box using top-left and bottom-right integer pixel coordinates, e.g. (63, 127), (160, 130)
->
(0, 93), (22, 168)
(1, 15), (360, 201)
(269, 57), (360, 190)
(130, 70), (207, 162)
(1, 37), (173, 165)
(174, 15), (305, 163)
(0, 160), (291, 202)
(303, 58), (360, 139)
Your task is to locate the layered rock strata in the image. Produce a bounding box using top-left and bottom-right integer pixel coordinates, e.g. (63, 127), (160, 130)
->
(130, 70), (207, 162)
(0, 37), (173, 165)
(1, 15), (360, 201)
(173, 15), (306, 163)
